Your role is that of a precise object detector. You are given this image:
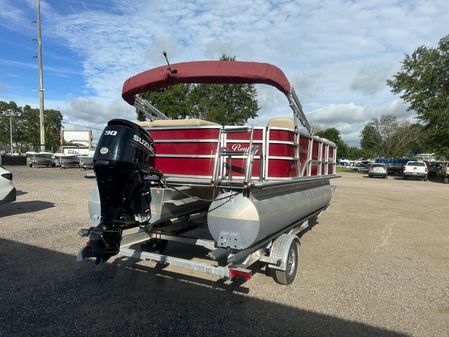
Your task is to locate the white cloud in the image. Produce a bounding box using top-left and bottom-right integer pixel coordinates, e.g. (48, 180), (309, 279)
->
(350, 61), (395, 96)
(0, 58), (80, 76)
(0, 0), (30, 30)
(61, 97), (131, 123)
(308, 99), (413, 146)
(2, 0), (449, 146)
(49, 97), (135, 144)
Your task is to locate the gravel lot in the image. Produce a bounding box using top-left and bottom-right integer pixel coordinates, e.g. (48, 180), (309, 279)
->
(1, 166), (448, 337)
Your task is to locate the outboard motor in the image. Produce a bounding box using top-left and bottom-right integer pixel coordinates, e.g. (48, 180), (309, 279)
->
(81, 119), (158, 263)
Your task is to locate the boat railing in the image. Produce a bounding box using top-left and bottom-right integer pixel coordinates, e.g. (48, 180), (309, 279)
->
(211, 126), (263, 187)
(134, 95), (169, 121)
(218, 146), (261, 186)
(300, 159), (334, 177)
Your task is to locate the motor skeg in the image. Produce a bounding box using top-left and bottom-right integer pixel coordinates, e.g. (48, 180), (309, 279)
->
(87, 119), (156, 262)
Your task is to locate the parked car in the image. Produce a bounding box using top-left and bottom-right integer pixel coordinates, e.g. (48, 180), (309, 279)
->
(0, 166), (16, 205)
(403, 161), (428, 181)
(352, 162), (369, 173)
(427, 161), (445, 178)
(368, 163), (388, 178)
(375, 157), (414, 175)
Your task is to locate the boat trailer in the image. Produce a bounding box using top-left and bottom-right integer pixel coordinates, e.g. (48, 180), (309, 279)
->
(78, 208), (324, 285)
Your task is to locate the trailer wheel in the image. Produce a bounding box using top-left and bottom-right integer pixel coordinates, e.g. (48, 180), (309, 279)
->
(142, 239), (168, 253)
(272, 240), (300, 285)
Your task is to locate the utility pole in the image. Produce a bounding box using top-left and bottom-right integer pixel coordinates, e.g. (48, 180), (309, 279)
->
(10, 117), (13, 153)
(37, 0), (45, 151)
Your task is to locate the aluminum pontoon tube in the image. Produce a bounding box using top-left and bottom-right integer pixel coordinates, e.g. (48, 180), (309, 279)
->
(207, 180), (332, 250)
(227, 208), (322, 265)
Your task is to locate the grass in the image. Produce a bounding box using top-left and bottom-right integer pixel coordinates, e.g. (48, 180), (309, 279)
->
(336, 167), (360, 173)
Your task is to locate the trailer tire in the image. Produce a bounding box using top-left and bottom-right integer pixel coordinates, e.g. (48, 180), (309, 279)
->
(272, 239), (300, 285)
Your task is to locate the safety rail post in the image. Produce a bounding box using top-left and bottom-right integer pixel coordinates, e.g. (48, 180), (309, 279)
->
(295, 132), (301, 177)
(214, 126), (257, 186)
(316, 141), (324, 176)
(244, 127), (255, 184)
(307, 137), (313, 176)
(211, 128), (223, 185)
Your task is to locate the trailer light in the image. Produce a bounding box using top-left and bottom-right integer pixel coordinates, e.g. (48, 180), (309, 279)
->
(229, 268), (252, 281)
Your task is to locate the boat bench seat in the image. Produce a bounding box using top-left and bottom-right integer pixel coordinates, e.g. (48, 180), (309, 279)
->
(267, 117), (295, 130)
(137, 119), (219, 127)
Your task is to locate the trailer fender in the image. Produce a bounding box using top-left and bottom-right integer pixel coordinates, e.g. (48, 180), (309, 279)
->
(268, 234), (300, 271)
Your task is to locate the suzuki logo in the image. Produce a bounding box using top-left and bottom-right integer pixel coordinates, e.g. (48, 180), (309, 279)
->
(133, 134), (154, 152)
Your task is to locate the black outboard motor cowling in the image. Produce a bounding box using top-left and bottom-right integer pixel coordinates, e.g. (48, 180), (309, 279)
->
(86, 119), (157, 262)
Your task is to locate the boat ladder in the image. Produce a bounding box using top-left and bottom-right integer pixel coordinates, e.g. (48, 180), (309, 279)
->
(211, 127), (263, 187)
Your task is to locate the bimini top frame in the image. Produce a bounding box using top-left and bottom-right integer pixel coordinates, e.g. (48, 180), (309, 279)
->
(122, 60), (312, 135)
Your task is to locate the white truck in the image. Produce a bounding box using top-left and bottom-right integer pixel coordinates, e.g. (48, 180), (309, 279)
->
(403, 161), (428, 181)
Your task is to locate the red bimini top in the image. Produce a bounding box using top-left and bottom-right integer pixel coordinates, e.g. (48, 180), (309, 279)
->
(122, 61), (291, 105)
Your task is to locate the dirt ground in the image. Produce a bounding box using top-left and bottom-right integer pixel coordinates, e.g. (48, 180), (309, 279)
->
(0, 166), (448, 337)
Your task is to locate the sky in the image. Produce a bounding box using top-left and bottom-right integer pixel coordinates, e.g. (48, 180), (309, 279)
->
(1, 0), (448, 146)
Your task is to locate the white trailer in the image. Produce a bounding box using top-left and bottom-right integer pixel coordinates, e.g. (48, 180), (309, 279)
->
(78, 206), (326, 285)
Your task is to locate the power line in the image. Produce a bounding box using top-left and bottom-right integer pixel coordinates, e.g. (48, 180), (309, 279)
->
(62, 121), (103, 131)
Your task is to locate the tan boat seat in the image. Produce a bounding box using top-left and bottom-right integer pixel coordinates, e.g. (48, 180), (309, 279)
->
(313, 136), (336, 147)
(137, 119), (219, 127)
(267, 117), (295, 130)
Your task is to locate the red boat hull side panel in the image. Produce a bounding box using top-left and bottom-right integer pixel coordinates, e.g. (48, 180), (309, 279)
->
(268, 159), (298, 178)
(154, 157), (215, 176)
(224, 158), (262, 178)
(299, 137), (309, 174)
(150, 128), (220, 140)
(269, 129), (295, 142)
(268, 143), (296, 157)
(329, 147), (335, 174)
(144, 125), (336, 179)
(226, 129), (264, 141)
(156, 142), (217, 155)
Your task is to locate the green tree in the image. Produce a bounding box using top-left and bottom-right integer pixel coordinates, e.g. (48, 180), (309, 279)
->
(142, 55), (260, 125)
(141, 83), (193, 120)
(360, 124), (381, 155)
(0, 101), (20, 149)
(360, 115), (422, 157)
(315, 127), (349, 158)
(387, 35), (449, 157)
(0, 101), (62, 152)
(346, 147), (364, 160)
